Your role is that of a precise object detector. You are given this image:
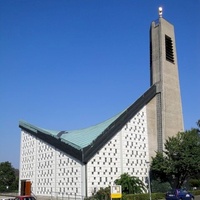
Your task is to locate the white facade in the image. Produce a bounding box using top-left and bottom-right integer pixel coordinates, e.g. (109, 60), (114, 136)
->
(19, 107), (149, 198)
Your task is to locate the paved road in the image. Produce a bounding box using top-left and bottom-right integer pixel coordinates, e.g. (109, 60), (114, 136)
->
(195, 196), (200, 200)
(0, 197), (14, 200)
(1, 195), (200, 200)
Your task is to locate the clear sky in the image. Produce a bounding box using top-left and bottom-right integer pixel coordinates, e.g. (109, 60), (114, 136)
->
(0, 1), (199, 168)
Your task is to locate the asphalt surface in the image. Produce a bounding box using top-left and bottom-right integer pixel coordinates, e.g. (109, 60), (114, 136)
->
(195, 196), (200, 200)
(0, 195), (200, 200)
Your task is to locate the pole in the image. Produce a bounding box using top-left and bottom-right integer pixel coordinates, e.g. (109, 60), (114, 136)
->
(146, 161), (152, 200)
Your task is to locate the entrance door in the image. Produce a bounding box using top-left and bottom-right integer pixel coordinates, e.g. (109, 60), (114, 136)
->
(20, 180), (31, 195)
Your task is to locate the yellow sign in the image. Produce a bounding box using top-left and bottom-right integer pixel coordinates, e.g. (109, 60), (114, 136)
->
(111, 193), (122, 198)
(111, 185), (122, 199)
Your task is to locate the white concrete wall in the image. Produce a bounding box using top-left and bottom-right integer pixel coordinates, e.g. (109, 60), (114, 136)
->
(20, 131), (82, 198)
(20, 107), (150, 198)
(86, 106), (149, 197)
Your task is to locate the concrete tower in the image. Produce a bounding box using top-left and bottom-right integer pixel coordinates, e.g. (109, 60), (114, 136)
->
(147, 8), (184, 157)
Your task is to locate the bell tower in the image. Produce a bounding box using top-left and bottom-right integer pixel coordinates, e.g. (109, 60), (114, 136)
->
(148, 7), (184, 155)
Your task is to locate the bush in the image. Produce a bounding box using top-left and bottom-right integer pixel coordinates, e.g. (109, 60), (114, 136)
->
(190, 190), (200, 196)
(151, 180), (171, 193)
(189, 179), (200, 189)
(123, 193), (165, 200)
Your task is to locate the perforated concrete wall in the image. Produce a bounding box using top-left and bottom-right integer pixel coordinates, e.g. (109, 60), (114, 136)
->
(20, 132), (82, 198)
(19, 107), (149, 198)
(87, 106), (149, 196)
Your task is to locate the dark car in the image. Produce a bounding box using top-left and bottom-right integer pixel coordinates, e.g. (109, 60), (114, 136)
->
(14, 196), (36, 200)
(166, 189), (194, 200)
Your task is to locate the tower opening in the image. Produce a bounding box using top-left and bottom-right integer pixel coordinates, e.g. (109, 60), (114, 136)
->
(165, 35), (175, 63)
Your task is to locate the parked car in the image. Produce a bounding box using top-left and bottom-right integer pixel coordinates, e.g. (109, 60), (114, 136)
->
(14, 196), (36, 200)
(166, 189), (194, 200)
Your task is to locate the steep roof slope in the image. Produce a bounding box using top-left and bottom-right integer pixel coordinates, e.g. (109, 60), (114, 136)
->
(19, 84), (157, 164)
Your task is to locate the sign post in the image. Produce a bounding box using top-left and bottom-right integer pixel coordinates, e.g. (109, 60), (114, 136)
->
(111, 185), (122, 199)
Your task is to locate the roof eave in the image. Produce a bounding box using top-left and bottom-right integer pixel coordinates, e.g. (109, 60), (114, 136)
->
(82, 84), (157, 163)
(19, 124), (84, 164)
(19, 84), (157, 165)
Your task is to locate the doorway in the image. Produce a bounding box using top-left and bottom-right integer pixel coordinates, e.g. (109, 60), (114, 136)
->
(20, 180), (31, 195)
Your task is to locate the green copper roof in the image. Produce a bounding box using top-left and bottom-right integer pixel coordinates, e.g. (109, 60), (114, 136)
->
(61, 112), (123, 149)
(19, 85), (157, 163)
(19, 111), (123, 150)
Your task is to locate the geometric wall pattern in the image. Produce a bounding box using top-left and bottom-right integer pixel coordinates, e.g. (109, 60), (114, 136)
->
(20, 132), (82, 197)
(20, 106), (149, 198)
(87, 107), (149, 196)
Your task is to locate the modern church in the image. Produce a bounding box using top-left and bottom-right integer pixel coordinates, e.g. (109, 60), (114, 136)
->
(19, 9), (184, 199)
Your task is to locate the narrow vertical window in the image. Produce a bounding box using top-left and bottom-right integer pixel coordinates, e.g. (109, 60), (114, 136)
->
(165, 35), (174, 63)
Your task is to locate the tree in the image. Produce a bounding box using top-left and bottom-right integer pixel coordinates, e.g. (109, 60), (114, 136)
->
(0, 162), (18, 192)
(151, 180), (171, 193)
(94, 186), (110, 200)
(151, 128), (200, 189)
(114, 173), (146, 194)
(197, 120), (200, 127)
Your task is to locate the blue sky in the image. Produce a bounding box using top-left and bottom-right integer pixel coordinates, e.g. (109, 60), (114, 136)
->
(0, 1), (199, 168)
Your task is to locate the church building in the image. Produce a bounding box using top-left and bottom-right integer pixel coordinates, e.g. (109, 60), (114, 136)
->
(19, 9), (184, 199)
